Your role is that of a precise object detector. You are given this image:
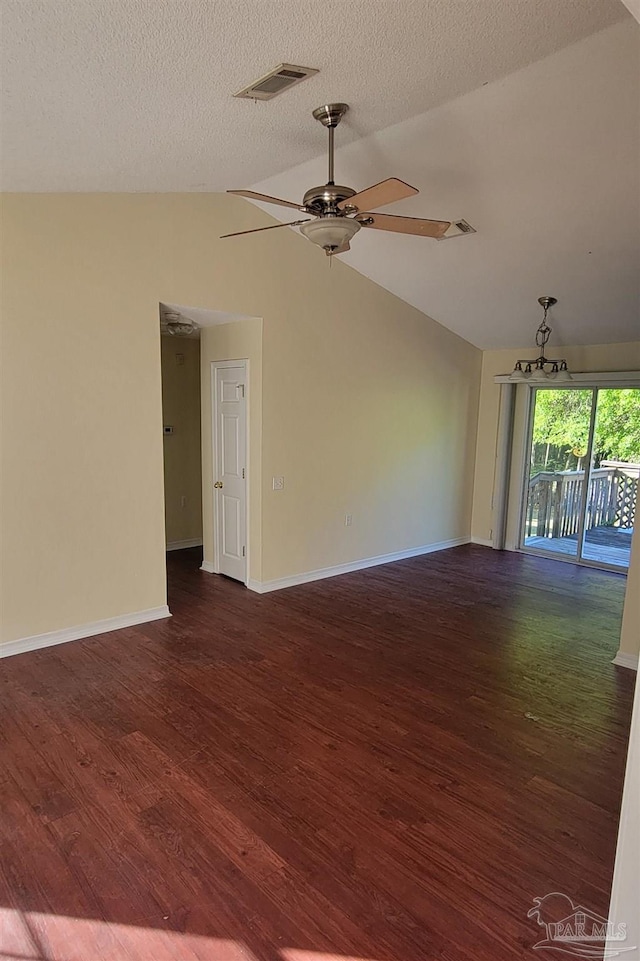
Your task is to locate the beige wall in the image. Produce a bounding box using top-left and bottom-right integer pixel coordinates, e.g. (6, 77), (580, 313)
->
(471, 342), (640, 545)
(606, 648), (640, 955)
(1, 193), (481, 644)
(257, 275), (481, 584)
(161, 335), (202, 546)
(1, 196), (168, 642)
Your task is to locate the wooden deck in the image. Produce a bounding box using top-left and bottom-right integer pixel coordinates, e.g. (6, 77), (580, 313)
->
(525, 465), (638, 545)
(524, 525), (633, 568)
(0, 545), (635, 961)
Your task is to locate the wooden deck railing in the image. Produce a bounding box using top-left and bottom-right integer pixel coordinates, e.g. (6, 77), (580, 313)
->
(525, 463), (638, 539)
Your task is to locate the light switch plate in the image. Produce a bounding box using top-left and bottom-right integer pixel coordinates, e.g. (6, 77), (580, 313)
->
(272, 476), (285, 491)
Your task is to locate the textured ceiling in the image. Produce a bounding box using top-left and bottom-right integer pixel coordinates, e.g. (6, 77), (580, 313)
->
(0, 0), (627, 191)
(2, 0), (637, 351)
(250, 21), (640, 349)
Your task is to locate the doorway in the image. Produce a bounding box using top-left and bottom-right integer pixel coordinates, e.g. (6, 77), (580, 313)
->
(211, 360), (248, 583)
(520, 387), (639, 570)
(160, 330), (203, 554)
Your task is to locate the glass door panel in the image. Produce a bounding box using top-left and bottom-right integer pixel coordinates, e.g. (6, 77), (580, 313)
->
(522, 388), (594, 560)
(580, 388), (640, 570)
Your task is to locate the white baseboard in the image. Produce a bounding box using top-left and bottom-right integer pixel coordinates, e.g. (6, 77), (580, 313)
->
(612, 651), (639, 671)
(0, 606), (172, 660)
(166, 538), (203, 551)
(200, 560), (216, 574)
(471, 537), (493, 547)
(247, 536), (470, 594)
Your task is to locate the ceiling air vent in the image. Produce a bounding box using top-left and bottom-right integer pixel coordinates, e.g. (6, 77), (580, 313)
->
(234, 63), (319, 101)
(437, 219), (477, 241)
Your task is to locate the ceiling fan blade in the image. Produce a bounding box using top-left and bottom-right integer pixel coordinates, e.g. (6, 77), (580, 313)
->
(338, 178), (419, 212)
(227, 189), (305, 211)
(220, 219), (310, 239)
(325, 241), (351, 256)
(357, 212), (450, 239)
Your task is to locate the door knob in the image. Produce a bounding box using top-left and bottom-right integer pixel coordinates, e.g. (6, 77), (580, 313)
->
(214, 481), (223, 489)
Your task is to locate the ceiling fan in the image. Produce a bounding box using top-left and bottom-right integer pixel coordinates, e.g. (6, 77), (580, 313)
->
(222, 103), (454, 256)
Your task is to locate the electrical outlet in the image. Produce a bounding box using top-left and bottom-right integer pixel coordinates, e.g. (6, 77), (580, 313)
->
(272, 476), (285, 491)
(181, 496), (187, 508)
(345, 513), (352, 526)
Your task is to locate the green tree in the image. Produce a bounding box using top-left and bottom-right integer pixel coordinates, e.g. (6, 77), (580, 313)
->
(531, 389), (592, 473)
(530, 388), (640, 474)
(593, 389), (640, 463)
(533, 389), (591, 451)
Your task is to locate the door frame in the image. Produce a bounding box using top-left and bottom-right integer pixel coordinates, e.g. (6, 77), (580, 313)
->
(210, 358), (249, 585)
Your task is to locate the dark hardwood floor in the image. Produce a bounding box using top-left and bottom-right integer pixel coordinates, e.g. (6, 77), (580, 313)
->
(1, 545), (635, 961)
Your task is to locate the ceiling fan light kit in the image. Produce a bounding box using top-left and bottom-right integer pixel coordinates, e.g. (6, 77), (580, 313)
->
(161, 309), (199, 337)
(508, 297), (572, 382)
(299, 216), (361, 251)
(223, 103), (469, 256)
(166, 321), (197, 336)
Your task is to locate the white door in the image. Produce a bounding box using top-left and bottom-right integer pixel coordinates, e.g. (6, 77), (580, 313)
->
(213, 362), (247, 582)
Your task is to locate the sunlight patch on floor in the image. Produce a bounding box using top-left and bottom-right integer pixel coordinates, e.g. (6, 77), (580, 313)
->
(0, 908), (253, 961)
(0, 909), (382, 961)
(281, 952), (382, 961)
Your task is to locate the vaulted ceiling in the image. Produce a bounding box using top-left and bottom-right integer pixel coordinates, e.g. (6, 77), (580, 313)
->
(251, 21), (640, 349)
(2, 0), (638, 348)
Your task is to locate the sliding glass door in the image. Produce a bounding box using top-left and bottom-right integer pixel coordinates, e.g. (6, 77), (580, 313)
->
(521, 387), (639, 571)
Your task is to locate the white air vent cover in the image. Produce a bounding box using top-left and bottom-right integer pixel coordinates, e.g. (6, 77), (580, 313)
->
(234, 63), (318, 101)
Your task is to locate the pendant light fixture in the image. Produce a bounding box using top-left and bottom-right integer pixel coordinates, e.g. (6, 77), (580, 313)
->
(161, 310), (199, 337)
(509, 297), (572, 383)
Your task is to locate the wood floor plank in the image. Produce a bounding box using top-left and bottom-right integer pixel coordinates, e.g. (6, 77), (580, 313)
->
(0, 544), (634, 960)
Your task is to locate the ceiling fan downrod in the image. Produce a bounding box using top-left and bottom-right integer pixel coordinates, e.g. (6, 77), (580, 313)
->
(328, 126), (334, 184)
(311, 103), (349, 187)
